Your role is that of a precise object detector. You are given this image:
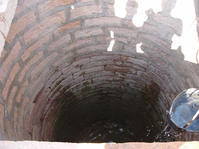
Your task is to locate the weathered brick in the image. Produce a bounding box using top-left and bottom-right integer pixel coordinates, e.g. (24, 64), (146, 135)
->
(76, 44), (107, 54)
(2, 63), (20, 100)
(67, 38), (93, 51)
(140, 33), (170, 49)
(7, 11), (36, 43)
(15, 0), (40, 15)
(30, 69), (48, 97)
(75, 28), (103, 39)
(19, 96), (29, 134)
(54, 21), (81, 36)
(95, 36), (110, 44)
(128, 57), (148, 66)
(48, 34), (71, 51)
(22, 34), (50, 61)
(39, 0), (74, 16)
(79, 0), (93, 2)
(108, 27), (137, 38)
(18, 52), (43, 82)
(71, 5), (102, 19)
(14, 107), (19, 139)
(53, 52), (73, 66)
(0, 104), (4, 134)
(6, 119), (13, 139)
(102, 0), (114, 3)
(115, 37), (128, 44)
(24, 11), (66, 43)
(85, 17), (121, 26)
(0, 42), (21, 83)
(84, 66), (104, 74)
(7, 86), (17, 115)
(104, 65), (135, 73)
(16, 80), (28, 103)
(31, 53), (58, 79)
(151, 14), (182, 35)
(0, 49), (7, 60)
(106, 5), (114, 16)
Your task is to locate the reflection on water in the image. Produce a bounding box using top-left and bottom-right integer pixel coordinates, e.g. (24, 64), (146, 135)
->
(73, 120), (160, 143)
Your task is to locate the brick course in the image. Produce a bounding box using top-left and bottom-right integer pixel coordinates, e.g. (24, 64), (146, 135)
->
(85, 17), (121, 26)
(2, 63), (19, 100)
(7, 11), (36, 43)
(39, 0), (74, 16)
(21, 34), (49, 62)
(15, 80), (28, 103)
(7, 86), (17, 115)
(70, 5), (102, 19)
(24, 11), (66, 43)
(75, 28), (103, 39)
(0, 42), (21, 83)
(54, 21), (81, 36)
(0, 104), (4, 134)
(18, 52), (43, 82)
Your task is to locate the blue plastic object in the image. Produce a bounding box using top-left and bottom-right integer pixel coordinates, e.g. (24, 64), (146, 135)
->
(169, 88), (199, 132)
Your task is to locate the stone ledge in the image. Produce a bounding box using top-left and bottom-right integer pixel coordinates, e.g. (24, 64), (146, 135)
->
(0, 141), (199, 149)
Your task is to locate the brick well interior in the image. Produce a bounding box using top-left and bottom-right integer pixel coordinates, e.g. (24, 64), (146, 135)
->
(0, 0), (199, 142)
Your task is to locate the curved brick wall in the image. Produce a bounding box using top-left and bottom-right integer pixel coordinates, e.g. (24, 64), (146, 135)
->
(0, 0), (199, 141)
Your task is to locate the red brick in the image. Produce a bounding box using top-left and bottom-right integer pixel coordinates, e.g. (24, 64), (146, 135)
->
(31, 53), (58, 79)
(0, 42), (21, 83)
(19, 96), (29, 133)
(16, 80), (28, 103)
(75, 28), (103, 39)
(18, 52), (43, 82)
(24, 11), (66, 43)
(0, 104), (4, 134)
(15, 0), (40, 15)
(71, 5), (102, 19)
(7, 11), (36, 43)
(39, 0), (75, 16)
(67, 38), (93, 51)
(104, 64), (135, 73)
(54, 21), (81, 36)
(76, 44), (107, 54)
(7, 86), (17, 115)
(85, 17), (121, 26)
(21, 34), (49, 61)
(0, 49), (7, 59)
(108, 27), (137, 38)
(53, 52), (73, 66)
(48, 34), (71, 51)
(6, 119), (13, 139)
(30, 69), (48, 98)
(2, 63), (20, 100)
(79, 0), (92, 2)
(14, 107), (19, 139)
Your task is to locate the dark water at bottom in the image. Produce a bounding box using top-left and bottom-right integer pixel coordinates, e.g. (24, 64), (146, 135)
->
(53, 88), (176, 142)
(72, 120), (158, 143)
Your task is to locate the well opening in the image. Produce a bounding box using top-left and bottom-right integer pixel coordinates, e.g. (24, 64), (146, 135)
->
(53, 86), (164, 142)
(30, 52), (180, 142)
